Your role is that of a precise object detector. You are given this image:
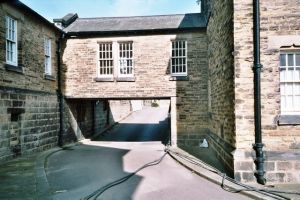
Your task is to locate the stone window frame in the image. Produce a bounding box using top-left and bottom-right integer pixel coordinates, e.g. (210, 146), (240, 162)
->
(97, 42), (114, 78)
(278, 49), (300, 125)
(170, 40), (188, 77)
(5, 15), (18, 67)
(44, 37), (52, 75)
(117, 41), (134, 78)
(3, 5), (24, 74)
(95, 40), (135, 82)
(279, 51), (300, 114)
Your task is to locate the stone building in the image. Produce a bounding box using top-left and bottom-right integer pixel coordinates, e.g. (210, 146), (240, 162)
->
(0, 0), (299, 185)
(0, 1), (62, 161)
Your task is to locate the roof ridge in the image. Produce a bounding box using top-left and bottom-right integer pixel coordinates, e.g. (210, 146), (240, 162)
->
(77, 13), (200, 20)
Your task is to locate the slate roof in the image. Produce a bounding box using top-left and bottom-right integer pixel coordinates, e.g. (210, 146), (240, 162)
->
(9, 0), (62, 33)
(64, 13), (207, 35)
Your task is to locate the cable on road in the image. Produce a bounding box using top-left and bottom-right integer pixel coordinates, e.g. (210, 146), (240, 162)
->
(167, 149), (300, 200)
(81, 149), (169, 200)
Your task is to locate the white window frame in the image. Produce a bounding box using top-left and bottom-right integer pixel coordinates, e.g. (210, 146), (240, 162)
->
(44, 38), (52, 75)
(279, 51), (300, 115)
(6, 15), (18, 66)
(171, 40), (188, 76)
(118, 41), (134, 77)
(97, 42), (114, 77)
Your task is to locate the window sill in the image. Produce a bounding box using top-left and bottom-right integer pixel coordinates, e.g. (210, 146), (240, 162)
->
(94, 77), (114, 82)
(169, 76), (189, 81)
(5, 64), (23, 74)
(44, 74), (56, 81)
(277, 115), (300, 125)
(116, 77), (136, 82)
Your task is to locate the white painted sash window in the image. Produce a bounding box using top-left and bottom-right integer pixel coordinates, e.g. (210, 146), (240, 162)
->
(6, 16), (17, 66)
(280, 52), (300, 114)
(44, 38), (52, 75)
(98, 43), (114, 77)
(118, 42), (133, 77)
(171, 40), (187, 76)
(97, 41), (133, 78)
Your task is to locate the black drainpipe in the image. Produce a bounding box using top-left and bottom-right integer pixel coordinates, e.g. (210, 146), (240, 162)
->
(57, 33), (65, 147)
(252, 0), (266, 185)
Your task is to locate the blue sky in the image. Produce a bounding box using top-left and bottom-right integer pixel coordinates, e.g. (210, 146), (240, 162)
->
(21, 0), (200, 22)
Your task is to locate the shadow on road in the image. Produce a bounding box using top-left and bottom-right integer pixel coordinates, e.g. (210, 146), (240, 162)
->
(94, 115), (171, 145)
(46, 144), (142, 200)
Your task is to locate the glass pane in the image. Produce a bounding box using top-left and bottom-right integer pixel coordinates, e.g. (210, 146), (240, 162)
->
(294, 96), (300, 109)
(281, 96), (286, 110)
(288, 54), (294, 66)
(287, 68), (294, 81)
(295, 68), (300, 81)
(296, 54), (300, 66)
(183, 65), (186, 73)
(280, 68), (286, 81)
(294, 83), (300, 95)
(286, 83), (293, 95)
(280, 83), (285, 95)
(286, 96), (293, 109)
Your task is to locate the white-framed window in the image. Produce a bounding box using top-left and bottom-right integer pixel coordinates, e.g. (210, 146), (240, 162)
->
(44, 38), (52, 75)
(171, 40), (187, 76)
(6, 15), (17, 66)
(98, 42), (113, 77)
(279, 52), (300, 114)
(118, 42), (133, 77)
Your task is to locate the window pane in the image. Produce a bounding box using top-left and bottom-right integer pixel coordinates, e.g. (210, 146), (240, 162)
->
(286, 83), (293, 95)
(286, 96), (293, 109)
(295, 68), (300, 81)
(296, 54), (300, 66)
(281, 96), (286, 110)
(280, 54), (286, 66)
(294, 96), (300, 109)
(294, 83), (300, 95)
(288, 54), (294, 66)
(287, 68), (294, 81)
(280, 68), (286, 81)
(280, 83), (285, 95)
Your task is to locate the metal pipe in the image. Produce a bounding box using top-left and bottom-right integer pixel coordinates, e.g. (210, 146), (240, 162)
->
(252, 0), (266, 185)
(57, 33), (65, 147)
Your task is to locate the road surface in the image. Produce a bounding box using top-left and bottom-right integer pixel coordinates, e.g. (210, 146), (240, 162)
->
(45, 106), (251, 200)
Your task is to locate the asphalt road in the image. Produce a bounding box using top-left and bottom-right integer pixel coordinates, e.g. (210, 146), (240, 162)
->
(45, 106), (251, 200)
(97, 106), (170, 144)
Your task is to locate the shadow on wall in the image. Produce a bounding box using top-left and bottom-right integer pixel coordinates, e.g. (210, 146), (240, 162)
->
(62, 99), (118, 144)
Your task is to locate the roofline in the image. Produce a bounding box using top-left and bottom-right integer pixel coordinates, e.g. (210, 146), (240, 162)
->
(76, 12), (202, 20)
(66, 27), (206, 38)
(6, 0), (64, 34)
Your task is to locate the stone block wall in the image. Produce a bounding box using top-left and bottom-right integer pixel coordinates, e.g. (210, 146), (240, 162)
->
(0, 89), (59, 162)
(0, 2), (60, 163)
(63, 99), (132, 141)
(233, 0), (300, 183)
(206, 0), (236, 173)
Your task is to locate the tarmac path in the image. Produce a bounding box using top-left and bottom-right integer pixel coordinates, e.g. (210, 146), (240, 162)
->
(45, 106), (251, 200)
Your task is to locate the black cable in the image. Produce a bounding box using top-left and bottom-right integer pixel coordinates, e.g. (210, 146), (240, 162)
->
(82, 151), (168, 200)
(168, 150), (300, 200)
(169, 151), (289, 200)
